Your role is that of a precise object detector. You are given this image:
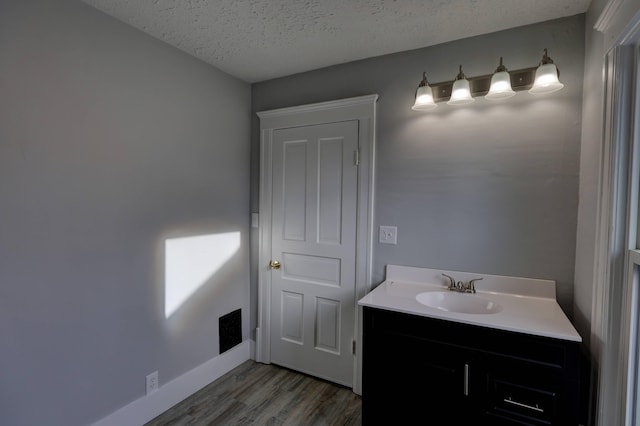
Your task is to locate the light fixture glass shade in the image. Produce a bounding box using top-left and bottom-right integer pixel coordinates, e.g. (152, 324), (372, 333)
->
(529, 63), (564, 94)
(447, 78), (474, 105)
(485, 71), (515, 100)
(412, 85), (437, 110)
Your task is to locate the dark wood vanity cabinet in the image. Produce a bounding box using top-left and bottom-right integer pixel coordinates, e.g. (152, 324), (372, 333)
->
(362, 307), (581, 425)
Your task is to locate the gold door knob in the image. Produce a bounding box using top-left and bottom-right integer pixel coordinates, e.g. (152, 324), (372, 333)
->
(269, 260), (281, 270)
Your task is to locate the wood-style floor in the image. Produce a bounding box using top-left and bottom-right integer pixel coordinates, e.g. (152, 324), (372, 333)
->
(145, 360), (362, 425)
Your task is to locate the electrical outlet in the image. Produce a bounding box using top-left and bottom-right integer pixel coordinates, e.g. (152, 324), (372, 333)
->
(146, 371), (158, 395)
(379, 226), (398, 245)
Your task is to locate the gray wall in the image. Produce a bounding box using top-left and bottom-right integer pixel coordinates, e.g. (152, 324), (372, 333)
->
(251, 15), (585, 327)
(0, 1), (250, 425)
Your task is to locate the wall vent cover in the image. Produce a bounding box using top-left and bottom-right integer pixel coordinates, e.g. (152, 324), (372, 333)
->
(219, 308), (242, 353)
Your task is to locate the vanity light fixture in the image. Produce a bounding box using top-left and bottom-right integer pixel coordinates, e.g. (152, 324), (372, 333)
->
(485, 57), (516, 100)
(411, 72), (437, 110)
(447, 65), (475, 105)
(529, 48), (564, 94)
(411, 49), (564, 110)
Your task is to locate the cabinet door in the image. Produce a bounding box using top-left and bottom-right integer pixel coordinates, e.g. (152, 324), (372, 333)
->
(409, 337), (477, 424)
(364, 330), (476, 424)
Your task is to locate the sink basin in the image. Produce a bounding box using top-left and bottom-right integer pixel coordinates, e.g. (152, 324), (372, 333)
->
(416, 291), (503, 315)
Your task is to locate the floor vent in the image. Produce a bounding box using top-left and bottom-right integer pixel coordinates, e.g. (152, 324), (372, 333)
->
(219, 308), (242, 353)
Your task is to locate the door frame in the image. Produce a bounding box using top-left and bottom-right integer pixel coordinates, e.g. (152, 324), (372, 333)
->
(256, 94), (378, 393)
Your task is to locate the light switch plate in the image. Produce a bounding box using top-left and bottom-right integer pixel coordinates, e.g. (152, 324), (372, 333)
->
(379, 226), (397, 245)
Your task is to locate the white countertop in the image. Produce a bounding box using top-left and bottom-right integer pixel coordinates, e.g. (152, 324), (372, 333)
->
(358, 264), (582, 342)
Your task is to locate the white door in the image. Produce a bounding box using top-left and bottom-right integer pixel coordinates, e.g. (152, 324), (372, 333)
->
(269, 120), (359, 386)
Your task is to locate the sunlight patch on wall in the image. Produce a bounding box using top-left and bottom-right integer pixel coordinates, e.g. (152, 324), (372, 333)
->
(165, 232), (241, 318)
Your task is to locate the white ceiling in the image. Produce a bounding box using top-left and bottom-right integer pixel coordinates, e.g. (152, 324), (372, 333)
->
(82, 0), (591, 83)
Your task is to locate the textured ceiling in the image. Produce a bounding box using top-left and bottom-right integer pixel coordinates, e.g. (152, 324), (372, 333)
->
(82, 0), (591, 83)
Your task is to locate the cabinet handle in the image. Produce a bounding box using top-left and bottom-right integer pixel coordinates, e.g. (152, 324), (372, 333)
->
(464, 364), (469, 396)
(504, 397), (544, 413)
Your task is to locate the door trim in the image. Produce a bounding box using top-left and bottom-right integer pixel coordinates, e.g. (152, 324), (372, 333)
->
(256, 94), (378, 393)
(591, 7), (640, 424)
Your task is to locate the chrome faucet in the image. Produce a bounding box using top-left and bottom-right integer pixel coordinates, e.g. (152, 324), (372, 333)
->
(441, 274), (483, 294)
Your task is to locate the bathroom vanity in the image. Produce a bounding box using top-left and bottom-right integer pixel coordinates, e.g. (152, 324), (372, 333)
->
(358, 265), (582, 425)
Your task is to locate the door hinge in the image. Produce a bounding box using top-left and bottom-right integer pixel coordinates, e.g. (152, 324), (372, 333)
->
(352, 339), (356, 355)
(354, 149), (360, 166)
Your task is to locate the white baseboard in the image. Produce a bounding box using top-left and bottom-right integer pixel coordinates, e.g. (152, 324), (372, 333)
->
(92, 340), (251, 426)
